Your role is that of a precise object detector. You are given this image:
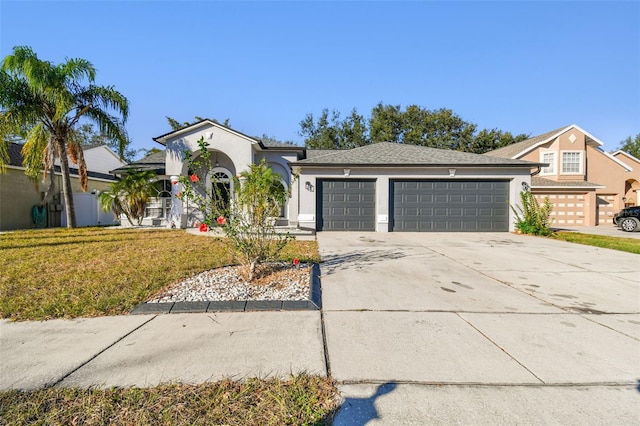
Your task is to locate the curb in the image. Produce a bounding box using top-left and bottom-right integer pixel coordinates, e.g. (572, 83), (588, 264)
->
(130, 264), (322, 315)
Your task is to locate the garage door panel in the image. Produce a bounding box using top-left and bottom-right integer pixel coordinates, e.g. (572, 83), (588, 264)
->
(392, 180), (509, 232)
(318, 180), (376, 231)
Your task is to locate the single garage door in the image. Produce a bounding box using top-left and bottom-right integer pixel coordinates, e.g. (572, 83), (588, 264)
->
(391, 180), (509, 232)
(317, 179), (376, 231)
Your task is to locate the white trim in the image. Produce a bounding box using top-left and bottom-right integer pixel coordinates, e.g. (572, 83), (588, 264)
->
(531, 185), (605, 190)
(612, 150), (640, 163)
(155, 120), (259, 145)
(560, 150), (583, 175)
(511, 124), (605, 159)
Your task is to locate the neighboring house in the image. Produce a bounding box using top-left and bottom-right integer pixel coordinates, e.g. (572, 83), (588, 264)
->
(0, 143), (126, 231)
(486, 125), (640, 226)
(122, 119), (541, 232)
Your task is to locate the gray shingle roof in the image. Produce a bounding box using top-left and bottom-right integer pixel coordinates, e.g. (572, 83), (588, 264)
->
(486, 126), (570, 159)
(531, 176), (604, 188)
(110, 150), (166, 174)
(293, 142), (541, 167)
(6, 143), (118, 181)
(305, 149), (340, 159)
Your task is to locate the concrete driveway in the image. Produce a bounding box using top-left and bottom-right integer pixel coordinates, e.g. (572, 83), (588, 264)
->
(319, 232), (640, 424)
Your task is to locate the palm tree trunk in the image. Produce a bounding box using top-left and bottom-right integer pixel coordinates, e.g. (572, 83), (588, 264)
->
(57, 138), (77, 228)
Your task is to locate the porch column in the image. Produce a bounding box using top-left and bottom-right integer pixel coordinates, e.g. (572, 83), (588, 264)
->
(169, 176), (184, 229)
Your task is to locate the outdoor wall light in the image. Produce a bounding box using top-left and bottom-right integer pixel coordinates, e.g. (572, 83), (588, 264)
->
(305, 181), (314, 192)
(449, 168), (456, 177)
(522, 182), (530, 191)
(344, 169), (351, 177)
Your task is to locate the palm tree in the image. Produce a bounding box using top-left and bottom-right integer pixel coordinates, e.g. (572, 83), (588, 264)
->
(98, 170), (158, 226)
(0, 46), (129, 228)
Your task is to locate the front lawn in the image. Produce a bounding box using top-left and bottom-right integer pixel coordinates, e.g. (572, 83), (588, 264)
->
(0, 375), (339, 425)
(0, 227), (320, 321)
(552, 231), (640, 255)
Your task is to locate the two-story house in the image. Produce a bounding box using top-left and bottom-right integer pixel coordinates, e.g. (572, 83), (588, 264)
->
(487, 125), (640, 226)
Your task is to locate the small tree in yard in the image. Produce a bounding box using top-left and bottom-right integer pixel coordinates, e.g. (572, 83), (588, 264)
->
(179, 137), (292, 281)
(512, 191), (554, 236)
(99, 170), (157, 226)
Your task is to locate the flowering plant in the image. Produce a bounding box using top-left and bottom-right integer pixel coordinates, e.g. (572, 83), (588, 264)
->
(178, 136), (294, 281)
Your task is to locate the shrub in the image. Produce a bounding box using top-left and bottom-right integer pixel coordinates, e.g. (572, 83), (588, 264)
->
(512, 190), (554, 236)
(179, 137), (294, 281)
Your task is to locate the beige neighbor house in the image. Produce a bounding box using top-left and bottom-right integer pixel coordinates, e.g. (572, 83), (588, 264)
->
(121, 119), (544, 232)
(0, 143), (126, 231)
(486, 125), (640, 227)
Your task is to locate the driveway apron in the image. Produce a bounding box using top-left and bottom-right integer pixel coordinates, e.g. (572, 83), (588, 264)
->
(318, 232), (640, 424)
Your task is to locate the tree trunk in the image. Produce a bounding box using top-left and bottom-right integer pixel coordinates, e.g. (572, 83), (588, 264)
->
(57, 138), (77, 228)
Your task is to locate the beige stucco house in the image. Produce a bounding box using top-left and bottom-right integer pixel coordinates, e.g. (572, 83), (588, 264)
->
(132, 119), (543, 232)
(0, 143), (125, 231)
(486, 125), (640, 227)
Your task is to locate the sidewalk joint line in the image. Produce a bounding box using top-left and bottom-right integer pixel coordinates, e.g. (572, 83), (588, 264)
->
(455, 312), (546, 385)
(45, 315), (158, 389)
(319, 308), (332, 378)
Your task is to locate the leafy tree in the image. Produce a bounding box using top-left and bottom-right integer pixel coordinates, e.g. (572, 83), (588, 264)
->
(98, 170), (157, 226)
(369, 103), (403, 143)
(301, 103), (525, 153)
(462, 128), (529, 154)
(76, 123), (138, 162)
(179, 137), (292, 281)
(0, 46), (129, 228)
(299, 108), (369, 149)
(617, 134), (640, 159)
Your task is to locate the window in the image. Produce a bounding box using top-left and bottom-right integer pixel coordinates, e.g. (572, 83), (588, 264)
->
(561, 152), (582, 174)
(540, 152), (556, 174)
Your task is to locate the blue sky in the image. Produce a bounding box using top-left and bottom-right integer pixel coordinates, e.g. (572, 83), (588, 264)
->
(1, 1), (639, 156)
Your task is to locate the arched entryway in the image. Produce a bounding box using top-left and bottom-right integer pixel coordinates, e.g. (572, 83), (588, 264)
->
(624, 179), (640, 206)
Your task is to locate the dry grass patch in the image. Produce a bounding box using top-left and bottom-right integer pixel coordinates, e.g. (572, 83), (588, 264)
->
(0, 228), (320, 321)
(0, 375), (339, 426)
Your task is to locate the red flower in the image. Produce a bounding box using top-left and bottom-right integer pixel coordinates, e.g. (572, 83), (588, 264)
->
(176, 191), (183, 198)
(293, 258), (300, 266)
(216, 216), (226, 225)
(190, 174), (199, 183)
(171, 179), (178, 185)
(199, 223), (209, 232)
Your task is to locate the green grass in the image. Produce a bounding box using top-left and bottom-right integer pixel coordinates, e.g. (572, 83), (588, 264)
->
(0, 375), (339, 426)
(0, 227), (320, 321)
(552, 231), (640, 255)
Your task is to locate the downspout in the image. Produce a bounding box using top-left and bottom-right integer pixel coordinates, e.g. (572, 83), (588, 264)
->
(531, 166), (542, 176)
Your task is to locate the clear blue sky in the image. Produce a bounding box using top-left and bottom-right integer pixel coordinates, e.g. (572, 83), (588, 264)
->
(1, 1), (639, 156)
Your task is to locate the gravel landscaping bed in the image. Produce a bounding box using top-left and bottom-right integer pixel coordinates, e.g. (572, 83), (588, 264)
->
(146, 262), (312, 303)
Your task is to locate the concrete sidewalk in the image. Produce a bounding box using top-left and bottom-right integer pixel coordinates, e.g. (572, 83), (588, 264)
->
(1, 231), (639, 424)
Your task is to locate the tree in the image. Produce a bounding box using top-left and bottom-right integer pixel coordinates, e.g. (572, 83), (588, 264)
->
(617, 134), (640, 159)
(0, 46), (129, 228)
(299, 108), (369, 149)
(301, 103), (525, 153)
(76, 123), (138, 162)
(98, 170), (158, 226)
(462, 128), (529, 154)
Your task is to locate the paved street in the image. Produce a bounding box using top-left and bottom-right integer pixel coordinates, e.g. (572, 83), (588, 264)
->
(1, 231), (639, 424)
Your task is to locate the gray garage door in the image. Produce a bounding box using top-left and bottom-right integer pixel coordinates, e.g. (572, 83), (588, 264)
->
(317, 179), (376, 231)
(391, 180), (509, 232)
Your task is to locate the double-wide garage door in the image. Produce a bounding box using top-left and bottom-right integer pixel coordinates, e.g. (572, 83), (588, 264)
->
(316, 179), (509, 232)
(391, 180), (509, 232)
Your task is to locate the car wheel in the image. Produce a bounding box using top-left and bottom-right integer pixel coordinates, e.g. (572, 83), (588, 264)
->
(619, 217), (640, 232)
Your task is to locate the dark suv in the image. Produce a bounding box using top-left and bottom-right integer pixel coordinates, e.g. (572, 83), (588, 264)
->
(613, 206), (640, 232)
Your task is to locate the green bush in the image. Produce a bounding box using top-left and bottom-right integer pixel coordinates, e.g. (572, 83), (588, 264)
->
(512, 191), (554, 236)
